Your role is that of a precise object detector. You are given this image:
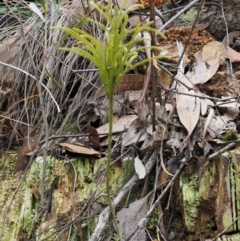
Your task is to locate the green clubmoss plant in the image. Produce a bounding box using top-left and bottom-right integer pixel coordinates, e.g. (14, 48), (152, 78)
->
(53, 0), (168, 235)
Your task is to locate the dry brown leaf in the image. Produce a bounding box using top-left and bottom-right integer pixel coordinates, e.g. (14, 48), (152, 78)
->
(96, 115), (137, 136)
(197, 41), (224, 83)
(177, 89), (200, 141)
(158, 166), (172, 186)
(159, 68), (173, 89)
(195, 23), (210, 31)
(116, 74), (145, 91)
(222, 31), (240, 46)
(59, 142), (101, 155)
(176, 73), (200, 142)
(86, 123), (100, 149)
(14, 135), (44, 173)
(201, 41), (225, 61)
(225, 47), (240, 62)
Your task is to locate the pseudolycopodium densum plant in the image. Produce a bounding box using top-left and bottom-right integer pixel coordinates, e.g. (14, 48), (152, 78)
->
(53, 0), (168, 236)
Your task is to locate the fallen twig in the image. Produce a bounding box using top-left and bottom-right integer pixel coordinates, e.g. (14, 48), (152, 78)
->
(210, 217), (238, 241)
(160, 0), (199, 31)
(209, 142), (236, 160)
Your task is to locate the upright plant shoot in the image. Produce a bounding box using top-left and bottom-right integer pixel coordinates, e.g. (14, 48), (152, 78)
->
(53, 0), (166, 233)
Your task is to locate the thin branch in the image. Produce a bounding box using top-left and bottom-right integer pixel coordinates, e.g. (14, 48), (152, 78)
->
(159, 0), (199, 31)
(211, 217), (238, 241)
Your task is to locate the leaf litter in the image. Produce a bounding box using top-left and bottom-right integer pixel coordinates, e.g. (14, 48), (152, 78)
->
(1, 1), (240, 240)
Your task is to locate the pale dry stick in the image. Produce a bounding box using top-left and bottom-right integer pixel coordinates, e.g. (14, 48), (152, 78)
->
(161, 2), (220, 15)
(0, 61), (60, 112)
(211, 217), (238, 241)
(171, 89), (237, 103)
(89, 149), (158, 241)
(160, 125), (174, 176)
(220, 0), (233, 79)
(159, 0), (199, 31)
(209, 142), (236, 160)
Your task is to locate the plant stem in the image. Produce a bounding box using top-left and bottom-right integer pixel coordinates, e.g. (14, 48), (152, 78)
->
(106, 95), (120, 237)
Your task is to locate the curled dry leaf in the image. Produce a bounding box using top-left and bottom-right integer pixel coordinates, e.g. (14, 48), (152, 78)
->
(96, 115), (137, 136)
(225, 47), (240, 62)
(14, 135), (44, 173)
(86, 123), (100, 149)
(222, 31), (240, 46)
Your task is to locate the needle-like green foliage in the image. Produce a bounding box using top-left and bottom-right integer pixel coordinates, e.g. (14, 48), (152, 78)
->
(54, 1), (166, 99)
(53, 0), (167, 236)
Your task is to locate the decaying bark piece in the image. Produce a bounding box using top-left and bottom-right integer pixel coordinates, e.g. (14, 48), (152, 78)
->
(180, 147), (240, 237)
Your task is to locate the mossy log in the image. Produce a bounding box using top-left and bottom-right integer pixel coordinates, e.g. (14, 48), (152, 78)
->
(0, 153), (126, 241)
(179, 147), (240, 240)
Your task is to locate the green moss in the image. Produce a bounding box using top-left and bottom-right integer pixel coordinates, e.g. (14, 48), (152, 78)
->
(122, 156), (134, 185)
(222, 131), (238, 141)
(181, 174), (200, 231)
(179, 8), (198, 26)
(147, 208), (159, 229)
